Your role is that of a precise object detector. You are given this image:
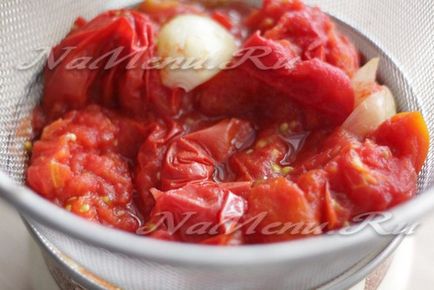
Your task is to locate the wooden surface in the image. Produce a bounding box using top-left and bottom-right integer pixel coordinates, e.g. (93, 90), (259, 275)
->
(0, 199), (433, 290)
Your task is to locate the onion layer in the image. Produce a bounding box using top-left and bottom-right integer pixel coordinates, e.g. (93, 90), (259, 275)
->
(158, 14), (237, 92)
(343, 86), (397, 137)
(352, 58), (380, 106)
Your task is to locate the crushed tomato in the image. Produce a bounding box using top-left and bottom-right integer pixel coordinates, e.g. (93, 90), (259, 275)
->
(26, 0), (429, 245)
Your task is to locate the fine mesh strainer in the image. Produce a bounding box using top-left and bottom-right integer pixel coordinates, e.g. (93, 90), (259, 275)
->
(1, 1), (434, 289)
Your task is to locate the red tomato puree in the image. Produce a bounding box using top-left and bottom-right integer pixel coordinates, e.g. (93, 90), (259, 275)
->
(26, 0), (429, 245)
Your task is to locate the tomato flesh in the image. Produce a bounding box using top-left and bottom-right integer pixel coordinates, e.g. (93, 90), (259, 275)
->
(26, 0), (429, 244)
(372, 112), (429, 173)
(27, 106), (141, 232)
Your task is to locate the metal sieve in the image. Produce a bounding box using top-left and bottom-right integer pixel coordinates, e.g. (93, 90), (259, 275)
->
(1, 0), (434, 289)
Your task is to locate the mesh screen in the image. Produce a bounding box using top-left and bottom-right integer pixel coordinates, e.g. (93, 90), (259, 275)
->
(1, 0), (433, 289)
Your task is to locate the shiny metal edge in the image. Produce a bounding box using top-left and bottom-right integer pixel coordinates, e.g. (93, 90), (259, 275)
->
(25, 217), (403, 290)
(318, 236), (403, 290)
(0, 0), (431, 268)
(24, 219), (119, 290)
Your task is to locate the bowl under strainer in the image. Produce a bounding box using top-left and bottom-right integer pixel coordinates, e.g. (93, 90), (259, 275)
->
(1, 1), (434, 289)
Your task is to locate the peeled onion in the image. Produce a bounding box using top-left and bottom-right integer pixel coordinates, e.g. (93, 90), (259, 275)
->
(342, 86), (397, 137)
(157, 14), (237, 92)
(352, 57), (379, 84)
(352, 58), (380, 106)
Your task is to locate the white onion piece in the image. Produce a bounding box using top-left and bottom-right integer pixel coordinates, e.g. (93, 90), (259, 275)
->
(352, 58), (380, 106)
(352, 57), (380, 84)
(342, 86), (397, 137)
(157, 14), (237, 92)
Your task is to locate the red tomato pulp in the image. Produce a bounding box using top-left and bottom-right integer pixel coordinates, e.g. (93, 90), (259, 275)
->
(27, 0), (429, 244)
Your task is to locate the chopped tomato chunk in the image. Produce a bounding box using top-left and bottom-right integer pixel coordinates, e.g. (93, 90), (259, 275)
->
(240, 33), (355, 123)
(160, 119), (254, 190)
(149, 182), (246, 243)
(27, 106), (141, 232)
(372, 112), (429, 173)
(26, 0), (429, 245)
(245, 177), (320, 244)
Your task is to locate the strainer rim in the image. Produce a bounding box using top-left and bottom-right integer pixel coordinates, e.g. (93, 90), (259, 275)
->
(1, 6), (434, 267)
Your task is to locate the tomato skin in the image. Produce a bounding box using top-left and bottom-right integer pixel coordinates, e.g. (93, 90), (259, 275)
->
(240, 33), (355, 123)
(135, 120), (183, 216)
(160, 119), (254, 190)
(162, 138), (214, 190)
(149, 182), (246, 243)
(43, 10), (154, 119)
(372, 112), (430, 173)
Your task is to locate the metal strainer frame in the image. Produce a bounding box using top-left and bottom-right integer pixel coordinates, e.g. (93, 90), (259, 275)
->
(1, 0), (434, 289)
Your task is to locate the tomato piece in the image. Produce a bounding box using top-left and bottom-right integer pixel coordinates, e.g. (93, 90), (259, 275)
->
(112, 117), (150, 159)
(162, 138), (214, 190)
(247, 1), (359, 76)
(219, 182), (252, 199)
(296, 170), (326, 222)
(333, 140), (417, 212)
(264, 7), (330, 59)
(244, 177), (320, 243)
(160, 119), (254, 190)
(72, 17), (87, 30)
(295, 127), (420, 216)
(117, 12), (155, 115)
(187, 118), (254, 162)
(372, 112), (429, 173)
(138, 0), (203, 24)
(295, 169), (351, 230)
(230, 129), (288, 181)
(146, 70), (185, 116)
(294, 129), (359, 172)
(212, 11), (233, 30)
(326, 30), (360, 78)
(96, 199), (141, 233)
(27, 0), (427, 246)
(149, 182), (247, 243)
(263, 6), (359, 76)
(135, 120), (183, 217)
(322, 185), (353, 230)
(27, 106), (140, 232)
(246, 0), (304, 32)
(195, 68), (266, 118)
(240, 33), (355, 123)
(43, 10), (154, 119)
